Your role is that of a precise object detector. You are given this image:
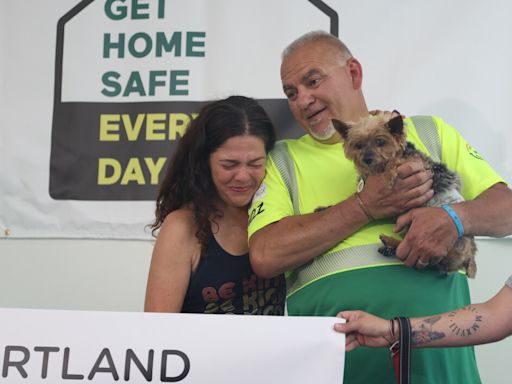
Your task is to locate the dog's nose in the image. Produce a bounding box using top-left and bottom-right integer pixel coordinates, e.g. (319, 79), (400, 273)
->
(363, 156), (373, 165)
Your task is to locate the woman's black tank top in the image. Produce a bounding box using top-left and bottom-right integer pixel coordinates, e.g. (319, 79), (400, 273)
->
(181, 234), (286, 315)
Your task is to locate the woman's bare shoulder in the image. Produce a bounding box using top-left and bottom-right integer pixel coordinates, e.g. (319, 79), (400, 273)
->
(159, 207), (197, 237)
(152, 207), (201, 265)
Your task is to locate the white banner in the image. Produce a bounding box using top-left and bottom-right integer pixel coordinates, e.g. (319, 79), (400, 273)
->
(0, 308), (345, 383)
(1, 0), (511, 239)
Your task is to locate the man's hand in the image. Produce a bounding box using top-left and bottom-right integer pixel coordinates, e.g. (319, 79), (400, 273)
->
(393, 206), (459, 268)
(360, 161), (434, 219)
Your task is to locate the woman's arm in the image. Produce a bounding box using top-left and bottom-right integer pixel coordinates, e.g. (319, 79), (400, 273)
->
(334, 284), (512, 351)
(144, 209), (200, 312)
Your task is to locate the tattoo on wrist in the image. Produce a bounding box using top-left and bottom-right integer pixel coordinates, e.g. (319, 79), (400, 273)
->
(448, 305), (483, 337)
(411, 315), (446, 346)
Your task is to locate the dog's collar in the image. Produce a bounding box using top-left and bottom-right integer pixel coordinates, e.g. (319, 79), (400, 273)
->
(357, 177), (365, 192)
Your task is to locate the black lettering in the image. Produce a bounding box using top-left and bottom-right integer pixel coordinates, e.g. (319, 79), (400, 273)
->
(2, 346), (29, 378)
(62, 347), (84, 380)
(124, 348), (153, 381)
(88, 348), (119, 380)
(248, 202), (265, 224)
(161, 350), (190, 382)
(34, 346), (59, 379)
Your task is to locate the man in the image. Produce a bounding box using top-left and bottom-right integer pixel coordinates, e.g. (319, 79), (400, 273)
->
(248, 30), (512, 383)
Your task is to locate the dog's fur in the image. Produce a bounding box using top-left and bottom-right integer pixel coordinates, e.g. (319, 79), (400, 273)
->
(332, 114), (477, 278)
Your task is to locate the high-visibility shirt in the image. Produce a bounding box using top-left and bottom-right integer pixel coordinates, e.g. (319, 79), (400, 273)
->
(248, 116), (504, 384)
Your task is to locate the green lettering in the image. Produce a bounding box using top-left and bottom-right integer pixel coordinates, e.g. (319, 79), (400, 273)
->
(123, 72), (146, 97)
(101, 72), (122, 97)
(103, 33), (125, 58)
(128, 32), (152, 58)
(169, 70), (189, 96)
(149, 71), (167, 95)
(155, 32), (181, 57)
(131, 0), (150, 19)
(157, 0), (166, 18)
(186, 32), (206, 57)
(104, 0), (127, 20)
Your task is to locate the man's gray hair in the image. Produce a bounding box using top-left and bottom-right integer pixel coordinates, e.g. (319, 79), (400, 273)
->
(282, 30), (353, 62)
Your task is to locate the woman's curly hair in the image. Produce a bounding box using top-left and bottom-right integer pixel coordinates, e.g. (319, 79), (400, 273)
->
(150, 95), (276, 253)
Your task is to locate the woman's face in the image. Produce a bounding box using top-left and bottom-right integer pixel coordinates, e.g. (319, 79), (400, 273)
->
(209, 135), (266, 208)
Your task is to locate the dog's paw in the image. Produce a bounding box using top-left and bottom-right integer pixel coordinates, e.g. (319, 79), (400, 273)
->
(465, 259), (477, 279)
(378, 245), (397, 257)
(378, 234), (401, 257)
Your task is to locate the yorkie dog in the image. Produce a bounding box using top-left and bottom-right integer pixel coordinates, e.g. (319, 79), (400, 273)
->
(332, 113), (477, 277)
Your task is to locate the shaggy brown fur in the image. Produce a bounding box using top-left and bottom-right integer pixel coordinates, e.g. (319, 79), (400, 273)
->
(332, 114), (477, 278)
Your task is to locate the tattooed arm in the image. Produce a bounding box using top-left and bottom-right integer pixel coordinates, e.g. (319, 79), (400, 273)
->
(334, 284), (512, 351)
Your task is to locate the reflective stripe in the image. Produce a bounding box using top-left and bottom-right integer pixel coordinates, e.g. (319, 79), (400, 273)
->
(273, 116), (441, 295)
(271, 141), (301, 214)
(286, 244), (403, 297)
(409, 116), (441, 162)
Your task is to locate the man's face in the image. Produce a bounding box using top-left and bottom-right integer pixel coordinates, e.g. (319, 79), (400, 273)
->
(281, 41), (356, 144)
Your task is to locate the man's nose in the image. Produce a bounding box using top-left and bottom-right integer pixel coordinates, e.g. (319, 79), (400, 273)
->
(297, 90), (315, 110)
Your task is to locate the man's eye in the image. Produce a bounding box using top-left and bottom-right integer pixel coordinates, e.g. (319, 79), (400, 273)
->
(285, 91), (297, 100)
(308, 78), (320, 87)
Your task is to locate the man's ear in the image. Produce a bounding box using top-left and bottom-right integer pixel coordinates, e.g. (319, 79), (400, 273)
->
(387, 114), (403, 137)
(332, 119), (350, 140)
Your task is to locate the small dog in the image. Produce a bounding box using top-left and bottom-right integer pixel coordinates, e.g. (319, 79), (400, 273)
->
(332, 113), (477, 278)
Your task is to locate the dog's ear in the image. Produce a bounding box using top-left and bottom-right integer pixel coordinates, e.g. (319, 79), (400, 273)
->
(386, 114), (404, 137)
(332, 119), (350, 140)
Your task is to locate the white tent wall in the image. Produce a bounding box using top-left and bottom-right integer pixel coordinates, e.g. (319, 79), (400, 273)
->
(1, 1), (512, 382)
(0, 237), (511, 383)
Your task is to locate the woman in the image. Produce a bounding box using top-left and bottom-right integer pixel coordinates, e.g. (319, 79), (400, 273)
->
(145, 95), (286, 315)
(334, 274), (512, 350)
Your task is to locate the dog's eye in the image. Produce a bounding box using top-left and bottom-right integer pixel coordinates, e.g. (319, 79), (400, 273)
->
(376, 138), (386, 147)
(354, 143), (363, 150)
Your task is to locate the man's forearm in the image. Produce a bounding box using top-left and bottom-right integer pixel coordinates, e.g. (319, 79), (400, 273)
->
(458, 182), (512, 238)
(249, 195), (368, 278)
(249, 161), (435, 278)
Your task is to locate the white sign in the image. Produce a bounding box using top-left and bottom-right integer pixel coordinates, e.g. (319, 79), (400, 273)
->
(0, 308), (345, 383)
(1, 0), (511, 239)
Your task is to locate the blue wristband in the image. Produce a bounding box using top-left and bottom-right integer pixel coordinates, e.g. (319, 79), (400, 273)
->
(441, 204), (464, 237)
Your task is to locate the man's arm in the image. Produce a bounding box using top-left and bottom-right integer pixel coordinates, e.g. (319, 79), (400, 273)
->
(250, 162), (434, 278)
(394, 182), (512, 267)
(250, 195), (368, 278)
(457, 182), (512, 237)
